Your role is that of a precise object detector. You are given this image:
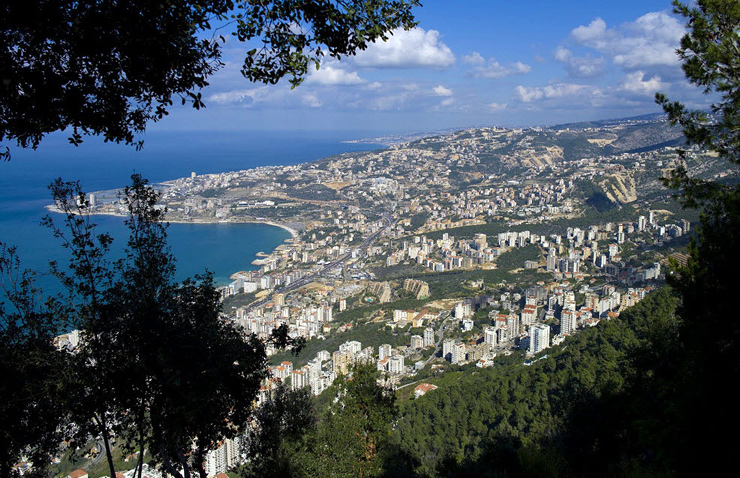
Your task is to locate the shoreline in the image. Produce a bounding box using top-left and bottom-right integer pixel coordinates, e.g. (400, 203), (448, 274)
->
(44, 206), (299, 283)
(44, 205), (299, 239)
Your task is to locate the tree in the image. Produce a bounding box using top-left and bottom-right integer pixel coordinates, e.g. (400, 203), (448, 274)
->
(0, 246), (71, 478)
(0, 0), (420, 159)
(305, 363), (397, 478)
(238, 384), (317, 478)
(654, 0), (740, 473)
(37, 175), (301, 478)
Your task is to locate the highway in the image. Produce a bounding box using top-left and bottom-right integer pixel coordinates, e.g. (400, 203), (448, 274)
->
(244, 215), (394, 312)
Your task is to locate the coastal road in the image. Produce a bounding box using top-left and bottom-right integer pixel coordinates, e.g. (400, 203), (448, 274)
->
(245, 215), (394, 312)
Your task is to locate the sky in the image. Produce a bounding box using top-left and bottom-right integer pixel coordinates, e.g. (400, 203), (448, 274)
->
(155, 0), (708, 136)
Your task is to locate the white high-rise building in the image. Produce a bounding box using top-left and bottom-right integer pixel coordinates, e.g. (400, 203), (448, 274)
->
(529, 323), (550, 354)
(205, 436), (243, 477)
(378, 344), (392, 361)
(423, 327), (435, 347)
(442, 339), (455, 361)
(410, 335), (424, 349)
(484, 327), (497, 348)
(638, 215), (647, 231)
(560, 309), (577, 336)
(389, 355), (405, 374)
(340, 340), (362, 355)
(451, 343), (466, 364)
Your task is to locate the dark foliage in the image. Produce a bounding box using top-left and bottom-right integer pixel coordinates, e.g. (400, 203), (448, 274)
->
(239, 385), (317, 478)
(654, 1), (740, 471)
(390, 288), (681, 477)
(0, 247), (70, 478)
(0, 175), (302, 478)
(0, 0), (420, 159)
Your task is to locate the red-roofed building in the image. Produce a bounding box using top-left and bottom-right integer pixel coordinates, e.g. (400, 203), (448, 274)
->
(414, 383), (438, 398)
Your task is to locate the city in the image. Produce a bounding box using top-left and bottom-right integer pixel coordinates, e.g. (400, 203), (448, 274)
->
(49, 114), (722, 476)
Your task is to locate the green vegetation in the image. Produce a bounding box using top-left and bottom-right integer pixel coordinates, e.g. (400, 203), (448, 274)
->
(495, 244), (542, 271)
(236, 363), (397, 478)
(575, 179), (619, 212)
(391, 287), (681, 476)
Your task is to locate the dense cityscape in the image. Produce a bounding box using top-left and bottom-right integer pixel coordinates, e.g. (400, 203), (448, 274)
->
(6, 0), (740, 475)
(45, 114), (725, 477)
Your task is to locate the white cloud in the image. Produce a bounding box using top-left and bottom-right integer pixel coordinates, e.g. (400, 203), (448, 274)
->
(433, 85), (453, 97)
(366, 81), (383, 90)
(467, 57), (531, 79)
(514, 85), (544, 103)
(553, 46), (605, 78)
(513, 72), (670, 112)
(619, 71), (667, 95)
(463, 51), (485, 65)
(554, 46), (571, 63)
(570, 12), (683, 71)
(568, 56), (606, 78)
(307, 64), (364, 86)
(488, 102), (507, 111)
(208, 87), (271, 105)
(353, 28), (456, 68)
(571, 18), (609, 47)
(301, 93), (322, 108)
(439, 98), (454, 107)
(514, 83), (601, 103)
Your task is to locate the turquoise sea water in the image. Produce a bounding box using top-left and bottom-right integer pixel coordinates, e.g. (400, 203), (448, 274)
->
(0, 130), (380, 295)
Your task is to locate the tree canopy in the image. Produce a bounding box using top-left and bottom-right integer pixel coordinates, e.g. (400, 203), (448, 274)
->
(1, 175), (301, 478)
(0, 0), (420, 159)
(654, 0), (740, 472)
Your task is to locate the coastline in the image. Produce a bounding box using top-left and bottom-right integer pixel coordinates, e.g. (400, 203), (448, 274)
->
(44, 204), (299, 239)
(44, 205), (299, 284)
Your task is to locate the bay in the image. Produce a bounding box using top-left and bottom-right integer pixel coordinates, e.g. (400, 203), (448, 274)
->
(0, 130), (381, 295)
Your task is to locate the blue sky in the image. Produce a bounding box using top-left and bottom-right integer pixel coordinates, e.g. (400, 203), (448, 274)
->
(156, 0), (707, 135)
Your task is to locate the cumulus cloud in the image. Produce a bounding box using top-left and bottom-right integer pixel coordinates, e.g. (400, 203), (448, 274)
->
(433, 85), (453, 97)
(208, 87), (272, 105)
(307, 64), (364, 86)
(514, 83), (602, 103)
(553, 46), (606, 78)
(467, 56), (532, 79)
(554, 46), (572, 63)
(488, 102), (507, 111)
(571, 18), (610, 48)
(570, 12), (683, 71)
(353, 28), (455, 68)
(509, 10), (690, 115)
(619, 71), (667, 95)
(512, 72), (671, 112)
(463, 51), (486, 65)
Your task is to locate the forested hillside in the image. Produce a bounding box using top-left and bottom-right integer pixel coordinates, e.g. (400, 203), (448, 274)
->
(388, 287), (681, 477)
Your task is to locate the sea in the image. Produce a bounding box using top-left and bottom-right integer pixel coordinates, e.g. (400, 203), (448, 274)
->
(0, 130), (382, 297)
